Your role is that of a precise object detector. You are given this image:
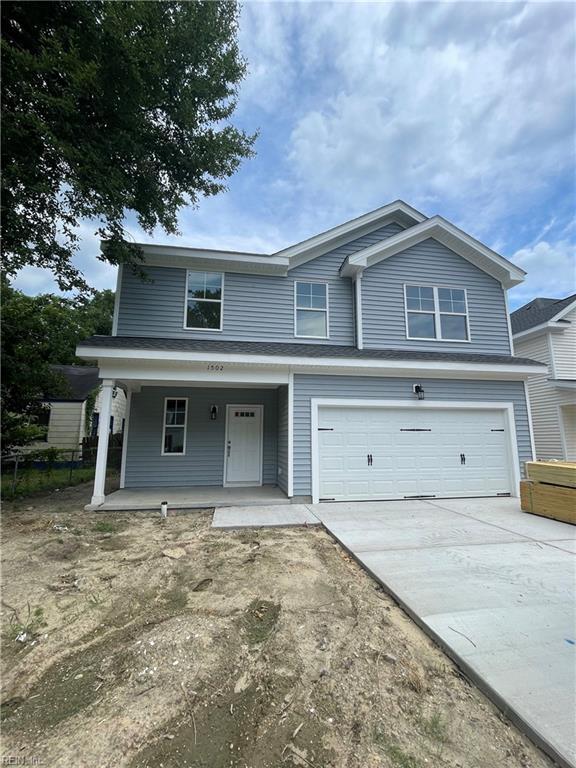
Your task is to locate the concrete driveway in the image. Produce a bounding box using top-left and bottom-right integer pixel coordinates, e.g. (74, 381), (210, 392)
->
(312, 497), (576, 768)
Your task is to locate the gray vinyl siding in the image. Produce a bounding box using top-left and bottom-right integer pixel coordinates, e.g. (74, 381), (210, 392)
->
(293, 374), (531, 496)
(362, 238), (512, 354)
(277, 386), (289, 493)
(116, 223), (403, 345)
(124, 387), (278, 488)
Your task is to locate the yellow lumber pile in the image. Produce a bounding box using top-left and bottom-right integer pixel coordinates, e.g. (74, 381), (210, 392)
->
(520, 461), (576, 525)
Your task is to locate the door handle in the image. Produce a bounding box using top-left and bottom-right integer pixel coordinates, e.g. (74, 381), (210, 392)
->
(367, 454), (373, 466)
(460, 453), (466, 465)
(227, 442), (231, 457)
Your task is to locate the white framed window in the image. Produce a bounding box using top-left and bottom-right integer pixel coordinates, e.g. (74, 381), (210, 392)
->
(404, 284), (470, 342)
(162, 398), (188, 455)
(294, 281), (329, 338)
(185, 271), (223, 330)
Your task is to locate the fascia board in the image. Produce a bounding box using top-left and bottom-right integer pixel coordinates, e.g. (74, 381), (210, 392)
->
(76, 344), (546, 379)
(343, 217), (526, 288)
(547, 298), (576, 323)
(512, 322), (567, 341)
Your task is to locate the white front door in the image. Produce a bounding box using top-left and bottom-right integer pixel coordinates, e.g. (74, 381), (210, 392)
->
(318, 405), (513, 501)
(224, 405), (264, 486)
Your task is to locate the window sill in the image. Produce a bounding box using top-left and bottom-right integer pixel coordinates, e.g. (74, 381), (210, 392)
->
(406, 336), (471, 343)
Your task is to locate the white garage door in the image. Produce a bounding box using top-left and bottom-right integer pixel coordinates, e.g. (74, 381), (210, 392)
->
(318, 405), (513, 501)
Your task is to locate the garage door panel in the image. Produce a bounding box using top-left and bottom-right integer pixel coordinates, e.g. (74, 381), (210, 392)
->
(318, 405), (512, 501)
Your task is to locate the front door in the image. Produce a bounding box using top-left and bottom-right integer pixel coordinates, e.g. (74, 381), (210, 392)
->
(224, 405), (264, 486)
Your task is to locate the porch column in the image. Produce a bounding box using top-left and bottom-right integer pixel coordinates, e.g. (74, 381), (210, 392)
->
(91, 379), (114, 506)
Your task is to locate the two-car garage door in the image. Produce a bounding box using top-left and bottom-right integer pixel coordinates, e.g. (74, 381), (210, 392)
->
(318, 405), (513, 501)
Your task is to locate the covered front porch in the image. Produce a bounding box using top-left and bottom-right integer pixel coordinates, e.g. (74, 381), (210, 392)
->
(96, 484), (290, 511)
(82, 357), (293, 510)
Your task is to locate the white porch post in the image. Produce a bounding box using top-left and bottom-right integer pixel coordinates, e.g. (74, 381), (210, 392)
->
(91, 379), (114, 506)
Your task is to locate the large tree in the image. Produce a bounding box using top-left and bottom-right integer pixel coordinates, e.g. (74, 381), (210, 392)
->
(1, 279), (116, 450)
(1, 1), (255, 291)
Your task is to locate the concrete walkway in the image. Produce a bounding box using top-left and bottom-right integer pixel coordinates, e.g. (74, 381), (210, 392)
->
(213, 497), (576, 767)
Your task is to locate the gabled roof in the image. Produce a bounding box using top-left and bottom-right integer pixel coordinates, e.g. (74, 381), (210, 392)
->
(511, 293), (576, 335)
(340, 216), (526, 289)
(124, 200), (426, 275)
(278, 200), (427, 269)
(45, 365), (100, 401)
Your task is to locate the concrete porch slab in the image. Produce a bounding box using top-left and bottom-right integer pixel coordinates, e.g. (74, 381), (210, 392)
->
(94, 485), (290, 512)
(212, 504), (321, 529)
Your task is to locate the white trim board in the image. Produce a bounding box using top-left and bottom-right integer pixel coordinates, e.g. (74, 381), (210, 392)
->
(309, 398), (521, 504)
(112, 264), (123, 336)
(77, 346), (546, 380)
(287, 372), (294, 498)
(119, 389), (132, 488)
(341, 216), (525, 289)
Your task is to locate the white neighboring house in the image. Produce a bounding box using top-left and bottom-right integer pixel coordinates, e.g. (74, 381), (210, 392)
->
(511, 294), (576, 461)
(38, 365), (126, 454)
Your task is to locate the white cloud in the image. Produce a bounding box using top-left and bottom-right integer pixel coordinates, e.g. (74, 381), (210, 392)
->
(286, 3), (575, 239)
(509, 239), (576, 309)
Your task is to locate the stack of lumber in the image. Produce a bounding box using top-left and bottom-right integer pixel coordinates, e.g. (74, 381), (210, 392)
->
(520, 461), (576, 525)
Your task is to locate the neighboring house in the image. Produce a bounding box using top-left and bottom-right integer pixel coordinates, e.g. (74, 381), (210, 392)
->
(77, 200), (546, 507)
(38, 365), (126, 453)
(511, 294), (576, 461)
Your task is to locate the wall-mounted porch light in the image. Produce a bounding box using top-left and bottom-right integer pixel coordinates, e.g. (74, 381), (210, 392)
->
(210, 405), (219, 421)
(413, 384), (425, 400)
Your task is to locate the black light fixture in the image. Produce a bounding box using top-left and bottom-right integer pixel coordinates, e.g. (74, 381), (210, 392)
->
(413, 384), (425, 400)
(210, 404), (218, 420)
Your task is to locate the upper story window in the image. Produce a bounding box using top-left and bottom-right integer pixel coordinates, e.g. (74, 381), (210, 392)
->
(295, 281), (329, 338)
(405, 284), (470, 341)
(185, 271), (223, 330)
(162, 398), (187, 455)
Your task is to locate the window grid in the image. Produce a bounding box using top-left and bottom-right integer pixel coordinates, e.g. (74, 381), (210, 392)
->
(185, 271), (223, 331)
(294, 281), (329, 339)
(405, 284), (470, 342)
(162, 398), (188, 455)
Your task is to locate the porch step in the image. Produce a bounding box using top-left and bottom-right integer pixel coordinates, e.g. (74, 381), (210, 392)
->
(92, 485), (291, 512)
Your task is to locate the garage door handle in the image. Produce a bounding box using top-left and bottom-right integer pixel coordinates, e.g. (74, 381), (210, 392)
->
(367, 454), (373, 466)
(460, 453), (466, 465)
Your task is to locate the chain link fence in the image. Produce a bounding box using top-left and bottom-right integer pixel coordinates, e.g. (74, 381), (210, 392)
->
(1, 437), (123, 499)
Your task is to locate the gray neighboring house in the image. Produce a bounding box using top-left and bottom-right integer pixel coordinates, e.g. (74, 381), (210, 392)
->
(77, 200), (546, 508)
(511, 294), (576, 461)
(38, 365), (126, 453)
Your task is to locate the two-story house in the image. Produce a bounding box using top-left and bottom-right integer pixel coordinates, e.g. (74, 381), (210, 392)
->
(77, 200), (545, 509)
(512, 294), (576, 461)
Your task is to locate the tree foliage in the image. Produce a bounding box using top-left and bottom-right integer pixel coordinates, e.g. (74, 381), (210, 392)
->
(1, 1), (255, 291)
(1, 279), (116, 451)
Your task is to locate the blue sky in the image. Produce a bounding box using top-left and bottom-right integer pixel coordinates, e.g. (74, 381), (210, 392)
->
(13, 1), (576, 309)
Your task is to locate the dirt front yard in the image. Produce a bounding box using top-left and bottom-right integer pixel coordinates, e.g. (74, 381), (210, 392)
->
(1, 484), (552, 768)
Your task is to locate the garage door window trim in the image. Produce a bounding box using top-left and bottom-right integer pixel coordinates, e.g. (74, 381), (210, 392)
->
(310, 398), (520, 505)
(294, 281), (329, 339)
(404, 284), (471, 343)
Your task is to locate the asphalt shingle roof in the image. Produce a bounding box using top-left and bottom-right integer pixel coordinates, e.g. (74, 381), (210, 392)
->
(79, 336), (542, 367)
(511, 294), (576, 335)
(47, 365), (100, 401)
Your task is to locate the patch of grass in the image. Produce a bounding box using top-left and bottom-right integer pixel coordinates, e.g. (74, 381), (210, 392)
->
(92, 520), (118, 534)
(373, 728), (421, 768)
(404, 661), (427, 694)
(420, 711), (450, 744)
(3, 604), (47, 644)
(242, 600), (280, 645)
(1, 466), (96, 499)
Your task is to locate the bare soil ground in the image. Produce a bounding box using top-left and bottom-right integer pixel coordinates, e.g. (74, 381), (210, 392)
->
(1, 483), (553, 768)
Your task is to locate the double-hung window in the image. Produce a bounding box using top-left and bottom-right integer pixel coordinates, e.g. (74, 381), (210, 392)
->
(162, 398), (187, 455)
(185, 271), (223, 330)
(295, 282), (329, 338)
(405, 285), (469, 341)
